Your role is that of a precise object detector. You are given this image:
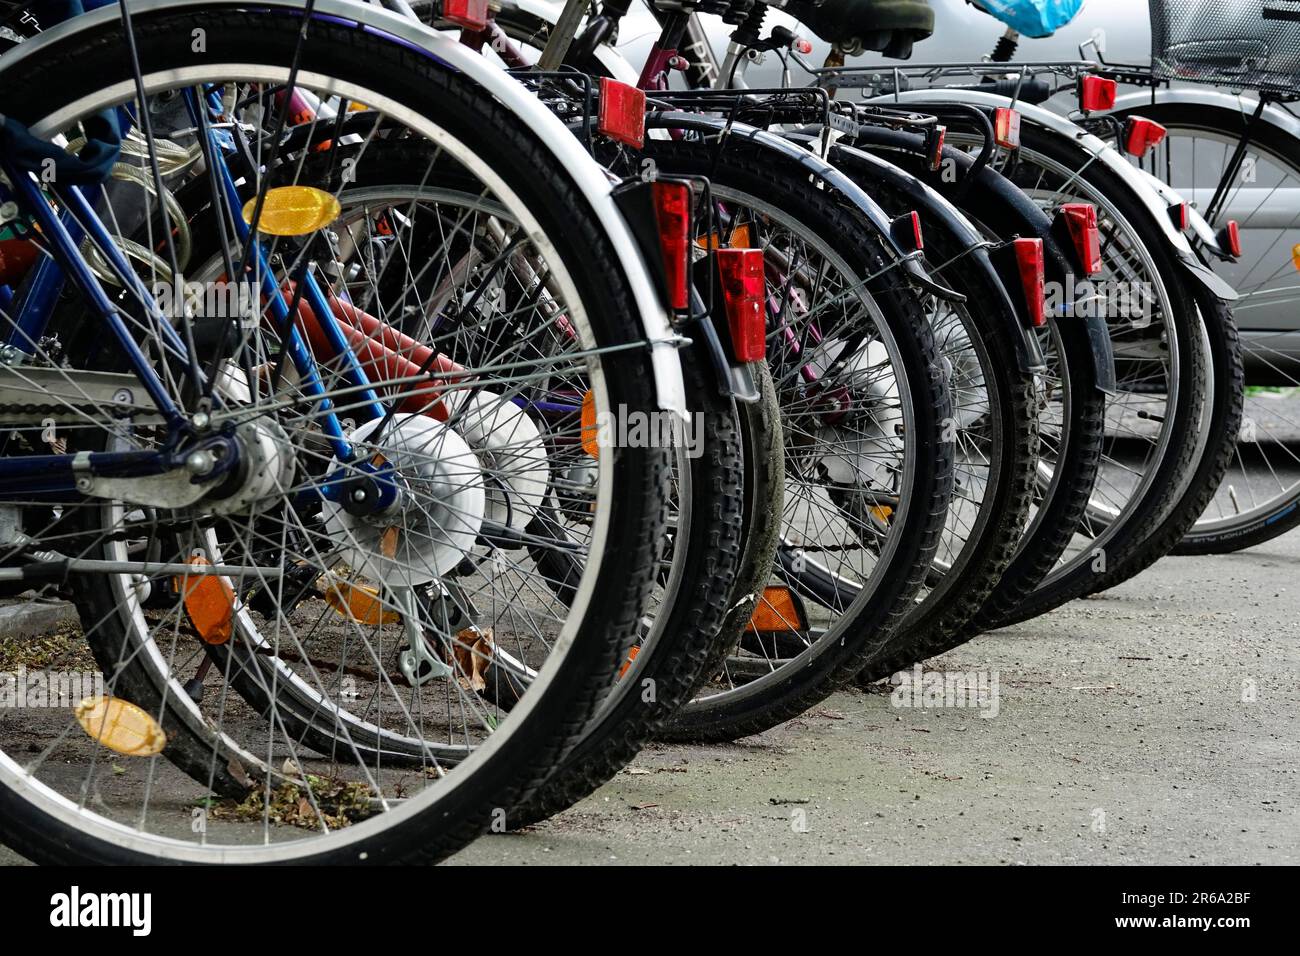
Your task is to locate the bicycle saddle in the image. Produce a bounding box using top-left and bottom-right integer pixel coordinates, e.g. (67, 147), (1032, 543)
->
(782, 0), (934, 58)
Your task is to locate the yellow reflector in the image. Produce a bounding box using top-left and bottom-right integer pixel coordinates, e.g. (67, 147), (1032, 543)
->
(325, 582), (399, 625)
(177, 556), (234, 645)
(870, 504), (893, 524)
(241, 186), (341, 236)
(580, 390), (600, 458)
(1293, 244), (1300, 271)
(347, 100), (370, 112)
(75, 696), (167, 757)
(746, 585), (806, 633)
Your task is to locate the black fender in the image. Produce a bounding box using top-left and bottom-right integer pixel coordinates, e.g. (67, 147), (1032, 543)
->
(785, 129), (1043, 376)
(847, 125), (1117, 395)
(644, 111), (964, 304)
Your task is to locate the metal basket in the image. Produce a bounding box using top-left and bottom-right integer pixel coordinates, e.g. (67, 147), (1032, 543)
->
(1150, 0), (1300, 93)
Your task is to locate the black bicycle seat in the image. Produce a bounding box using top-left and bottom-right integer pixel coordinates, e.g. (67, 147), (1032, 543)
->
(782, 0), (934, 58)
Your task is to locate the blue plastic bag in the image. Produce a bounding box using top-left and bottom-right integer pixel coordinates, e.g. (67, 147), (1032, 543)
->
(976, 0), (1086, 38)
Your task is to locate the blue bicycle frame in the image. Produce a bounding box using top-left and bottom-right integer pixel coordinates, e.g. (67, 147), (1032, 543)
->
(0, 82), (392, 499)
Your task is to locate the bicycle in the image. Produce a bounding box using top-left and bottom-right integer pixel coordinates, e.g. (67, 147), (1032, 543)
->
(0, 0), (688, 864)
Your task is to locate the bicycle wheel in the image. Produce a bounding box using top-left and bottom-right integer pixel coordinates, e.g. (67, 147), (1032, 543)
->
(847, 132), (1109, 640)
(1113, 101), (1300, 553)
(820, 144), (1039, 681)
(956, 126), (1211, 627)
(643, 138), (955, 742)
(0, 5), (671, 864)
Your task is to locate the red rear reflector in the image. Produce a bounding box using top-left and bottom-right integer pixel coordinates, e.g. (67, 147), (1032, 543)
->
(1013, 237), (1046, 327)
(716, 248), (767, 362)
(1169, 201), (1189, 231)
(927, 125), (945, 171)
(1220, 220), (1242, 258)
(651, 181), (692, 311)
(795, 37), (813, 54)
(597, 78), (646, 149)
(993, 107), (1021, 149)
(444, 0), (489, 30)
(1122, 116), (1167, 157)
(1078, 75), (1117, 112)
(890, 211), (924, 253)
(1060, 203), (1102, 276)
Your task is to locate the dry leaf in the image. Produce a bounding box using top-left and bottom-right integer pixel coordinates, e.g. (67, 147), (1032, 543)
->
(443, 627), (494, 692)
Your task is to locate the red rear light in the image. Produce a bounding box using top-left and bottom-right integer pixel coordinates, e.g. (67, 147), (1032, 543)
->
(891, 211), (924, 253)
(926, 125), (945, 171)
(1122, 116), (1167, 157)
(1060, 203), (1102, 276)
(444, 0), (489, 30)
(1013, 238), (1046, 327)
(597, 78), (646, 149)
(1078, 75), (1117, 112)
(716, 248), (767, 362)
(1219, 220), (1242, 258)
(794, 37), (813, 55)
(651, 181), (692, 311)
(993, 107), (1021, 149)
(1169, 201), (1189, 231)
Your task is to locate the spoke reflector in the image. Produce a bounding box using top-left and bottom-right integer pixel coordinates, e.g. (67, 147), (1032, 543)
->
(618, 644), (641, 679)
(325, 582), (400, 625)
(242, 186), (341, 236)
(75, 696), (167, 757)
(581, 389), (601, 458)
(747, 586), (808, 633)
(178, 556), (234, 645)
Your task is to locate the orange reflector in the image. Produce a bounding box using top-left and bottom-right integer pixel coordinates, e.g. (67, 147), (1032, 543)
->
(242, 186), (341, 237)
(75, 696), (167, 757)
(347, 100), (370, 112)
(177, 556), (234, 645)
(746, 586), (807, 633)
(325, 582), (400, 625)
(1293, 244), (1300, 271)
(580, 389), (601, 458)
(695, 223), (752, 250)
(617, 644), (641, 680)
(870, 504), (894, 524)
